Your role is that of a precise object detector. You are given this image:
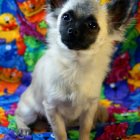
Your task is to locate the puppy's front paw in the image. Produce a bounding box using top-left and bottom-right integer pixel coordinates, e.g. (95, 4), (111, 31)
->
(18, 128), (31, 136)
(80, 135), (90, 140)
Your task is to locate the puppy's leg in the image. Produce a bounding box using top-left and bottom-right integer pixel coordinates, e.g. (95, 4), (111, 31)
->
(16, 113), (35, 135)
(94, 104), (108, 124)
(43, 101), (67, 140)
(15, 87), (37, 135)
(79, 101), (98, 140)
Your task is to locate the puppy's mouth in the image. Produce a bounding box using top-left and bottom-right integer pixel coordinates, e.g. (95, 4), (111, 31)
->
(62, 39), (88, 51)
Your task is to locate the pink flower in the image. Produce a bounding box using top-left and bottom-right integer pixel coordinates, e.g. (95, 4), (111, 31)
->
(106, 52), (131, 84)
(97, 123), (128, 140)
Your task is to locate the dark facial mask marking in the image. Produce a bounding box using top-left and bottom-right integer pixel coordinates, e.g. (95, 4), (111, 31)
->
(59, 10), (100, 50)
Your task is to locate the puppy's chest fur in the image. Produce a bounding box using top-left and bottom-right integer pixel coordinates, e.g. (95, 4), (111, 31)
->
(49, 63), (95, 120)
(41, 51), (107, 120)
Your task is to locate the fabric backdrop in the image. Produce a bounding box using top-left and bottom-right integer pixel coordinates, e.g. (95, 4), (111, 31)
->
(0, 0), (140, 139)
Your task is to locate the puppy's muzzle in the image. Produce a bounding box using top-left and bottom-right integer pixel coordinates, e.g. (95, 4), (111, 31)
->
(68, 27), (79, 38)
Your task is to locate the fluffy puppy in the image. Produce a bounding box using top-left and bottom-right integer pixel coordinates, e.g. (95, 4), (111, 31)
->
(15, 0), (134, 140)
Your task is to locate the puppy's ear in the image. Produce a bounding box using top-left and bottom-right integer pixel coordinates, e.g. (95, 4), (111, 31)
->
(47, 0), (67, 12)
(108, 0), (134, 30)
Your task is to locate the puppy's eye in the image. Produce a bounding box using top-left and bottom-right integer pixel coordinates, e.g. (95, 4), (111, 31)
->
(87, 21), (98, 30)
(62, 13), (71, 21)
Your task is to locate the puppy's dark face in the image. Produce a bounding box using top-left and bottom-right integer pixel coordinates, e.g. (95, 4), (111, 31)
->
(47, 0), (135, 51)
(59, 10), (100, 50)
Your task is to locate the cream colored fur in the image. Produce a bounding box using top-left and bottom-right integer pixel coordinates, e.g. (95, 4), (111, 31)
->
(15, 0), (125, 140)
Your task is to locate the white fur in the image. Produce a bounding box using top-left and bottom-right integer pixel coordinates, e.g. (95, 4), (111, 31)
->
(15, 1), (125, 140)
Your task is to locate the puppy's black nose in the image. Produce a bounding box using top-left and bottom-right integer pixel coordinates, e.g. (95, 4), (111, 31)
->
(68, 28), (79, 37)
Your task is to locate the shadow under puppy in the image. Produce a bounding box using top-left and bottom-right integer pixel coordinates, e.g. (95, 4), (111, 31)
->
(15, 0), (134, 140)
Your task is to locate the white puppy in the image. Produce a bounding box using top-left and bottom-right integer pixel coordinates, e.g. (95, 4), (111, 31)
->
(15, 0), (134, 140)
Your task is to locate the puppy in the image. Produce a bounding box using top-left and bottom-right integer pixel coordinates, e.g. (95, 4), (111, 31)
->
(15, 0), (134, 140)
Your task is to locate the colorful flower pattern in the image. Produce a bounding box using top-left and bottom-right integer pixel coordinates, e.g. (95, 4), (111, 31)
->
(0, 0), (140, 139)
